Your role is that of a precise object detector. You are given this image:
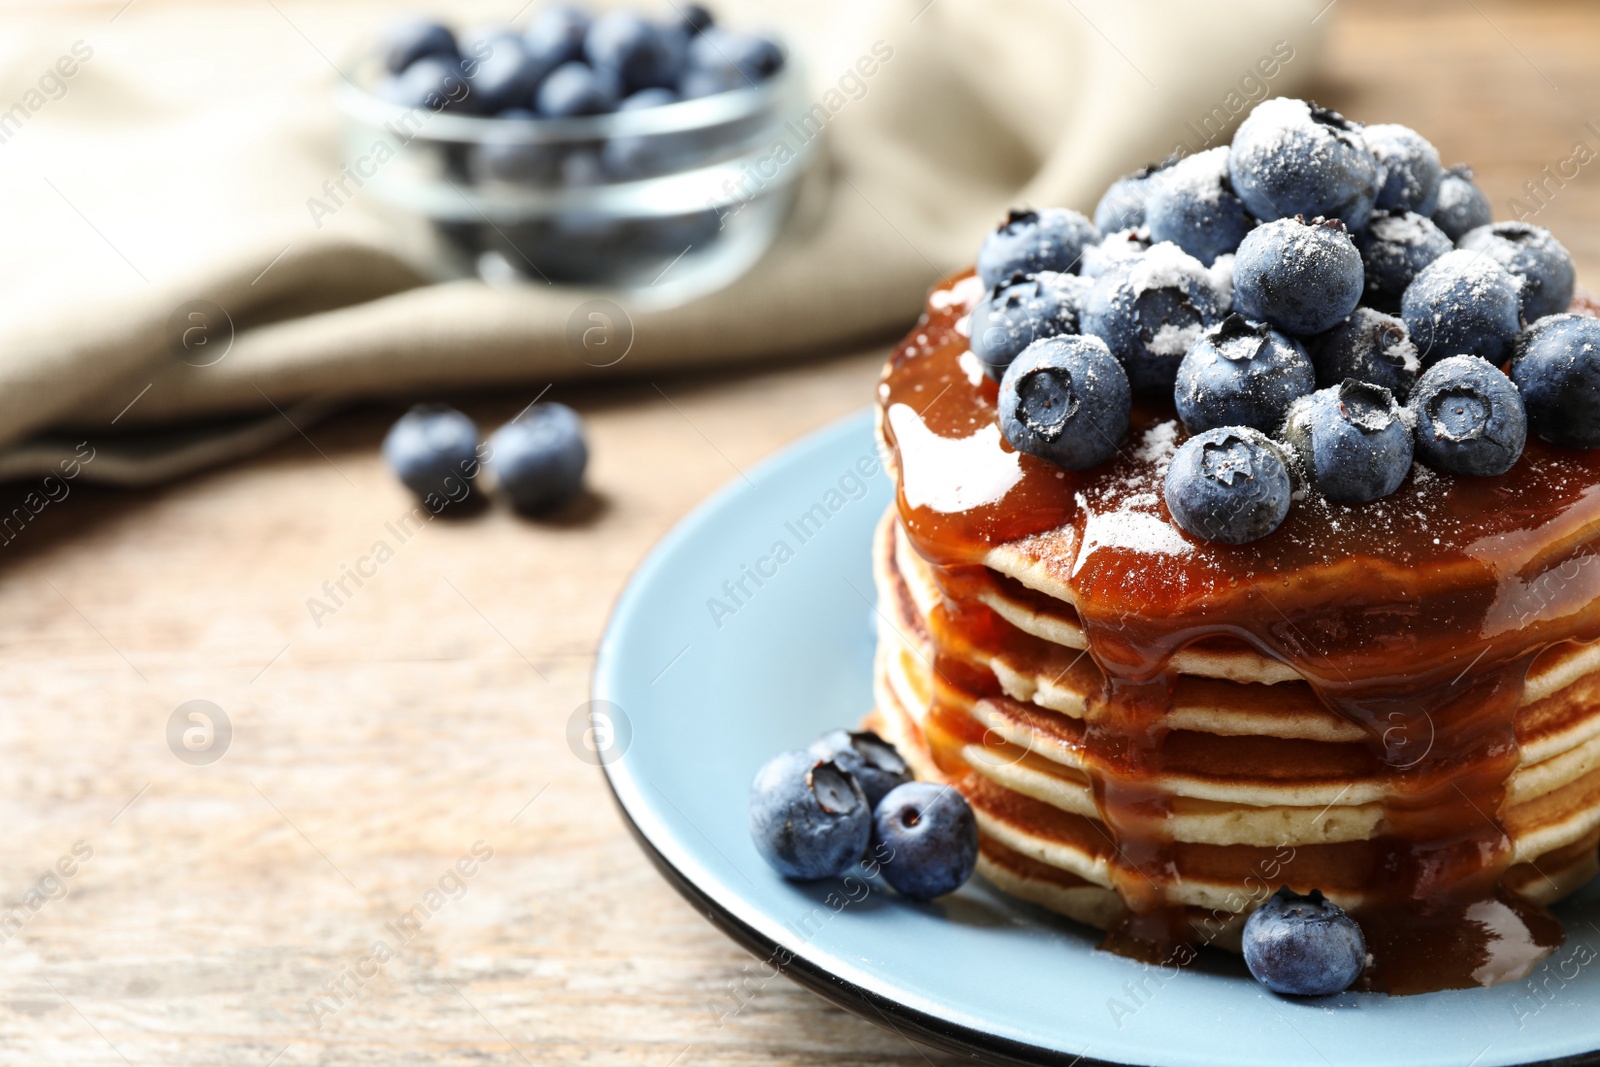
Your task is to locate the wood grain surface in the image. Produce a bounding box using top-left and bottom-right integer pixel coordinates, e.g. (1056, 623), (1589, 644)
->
(3, 2), (1600, 1064)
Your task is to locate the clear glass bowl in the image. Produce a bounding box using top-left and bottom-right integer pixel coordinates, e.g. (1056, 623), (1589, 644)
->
(334, 42), (816, 306)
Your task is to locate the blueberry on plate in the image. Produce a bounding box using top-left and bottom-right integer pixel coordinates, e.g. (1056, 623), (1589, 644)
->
(1233, 216), (1364, 336)
(998, 336), (1131, 470)
(523, 4), (591, 70)
(1430, 164), (1493, 242)
(808, 729), (912, 809)
(872, 782), (979, 901)
(750, 751), (871, 880)
(977, 208), (1100, 289)
(1511, 313), (1600, 449)
(1363, 123), (1444, 215)
(1408, 354), (1526, 476)
(1163, 426), (1292, 544)
(1400, 249), (1521, 366)
(1173, 314), (1314, 434)
(1080, 241), (1226, 390)
(1143, 146), (1257, 267)
(1458, 221), (1576, 323)
(536, 61), (619, 116)
(1093, 158), (1177, 234)
(1243, 887), (1366, 996)
(968, 271), (1087, 379)
(1227, 97), (1383, 229)
(1310, 307), (1419, 399)
(383, 405), (480, 502)
(1354, 211), (1452, 312)
(487, 402), (589, 512)
(379, 17), (456, 74)
(1282, 380), (1413, 503)
(378, 55), (477, 113)
(587, 11), (683, 94)
(1079, 228), (1152, 279)
(465, 35), (550, 113)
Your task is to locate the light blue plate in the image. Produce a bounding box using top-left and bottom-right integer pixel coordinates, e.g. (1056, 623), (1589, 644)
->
(594, 408), (1600, 1067)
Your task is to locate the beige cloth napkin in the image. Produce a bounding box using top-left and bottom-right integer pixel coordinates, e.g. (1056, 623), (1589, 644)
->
(0, 0), (1325, 483)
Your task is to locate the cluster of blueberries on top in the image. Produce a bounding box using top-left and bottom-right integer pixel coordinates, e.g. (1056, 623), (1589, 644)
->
(383, 402), (588, 514)
(749, 730), (979, 902)
(970, 96), (1600, 545)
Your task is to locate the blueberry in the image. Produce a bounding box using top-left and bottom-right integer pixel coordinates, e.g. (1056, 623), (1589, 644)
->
(1173, 314), (1314, 434)
(1080, 228), (1151, 279)
(1354, 210), (1451, 312)
(600, 88), (691, 178)
(1243, 887), (1365, 996)
(1458, 222), (1576, 323)
(536, 61), (618, 116)
(523, 4), (590, 69)
(472, 112), (556, 183)
(1163, 426), (1292, 544)
(379, 17), (456, 74)
(1400, 249), (1521, 366)
(1430, 164), (1493, 242)
(750, 751), (871, 880)
(977, 208), (1100, 289)
(997, 336), (1130, 471)
(1232, 216), (1364, 337)
(383, 405), (480, 502)
(465, 36), (550, 113)
(1311, 307), (1419, 399)
(1080, 241), (1226, 390)
(808, 730), (912, 809)
(1283, 380), (1413, 503)
(378, 55), (477, 113)
(1093, 158), (1176, 234)
(587, 12), (683, 94)
(1511, 313), (1600, 449)
(1143, 146), (1257, 266)
(1408, 354), (1526, 476)
(968, 271), (1087, 379)
(678, 3), (715, 36)
(487, 402), (589, 512)
(872, 782), (979, 901)
(1228, 98), (1383, 228)
(1363, 123), (1443, 215)
(685, 28), (784, 87)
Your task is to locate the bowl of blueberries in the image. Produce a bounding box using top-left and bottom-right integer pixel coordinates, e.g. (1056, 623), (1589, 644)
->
(336, 3), (811, 303)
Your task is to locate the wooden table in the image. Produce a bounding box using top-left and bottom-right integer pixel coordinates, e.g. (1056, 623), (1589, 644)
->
(4, 2), (1600, 1064)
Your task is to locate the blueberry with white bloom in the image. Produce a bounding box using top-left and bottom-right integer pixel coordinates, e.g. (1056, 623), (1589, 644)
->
(977, 208), (1100, 288)
(1173, 314), (1314, 434)
(1408, 354), (1526, 476)
(1080, 241), (1226, 390)
(872, 782), (979, 901)
(1430, 164), (1493, 242)
(1093, 158), (1177, 234)
(1163, 426), (1293, 544)
(487, 402), (589, 512)
(1354, 211), (1452, 312)
(380, 17), (457, 74)
(1228, 98), (1383, 228)
(1283, 380), (1414, 503)
(750, 750), (871, 880)
(1311, 307), (1419, 399)
(1243, 887), (1366, 996)
(1400, 249), (1521, 366)
(383, 405), (480, 502)
(968, 271), (1088, 379)
(1364, 123), (1444, 215)
(998, 336), (1131, 470)
(808, 729), (912, 809)
(1458, 222), (1576, 323)
(1233, 216), (1364, 336)
(1144, 146), (1257, 266)
(1511, 313), (1600, 449)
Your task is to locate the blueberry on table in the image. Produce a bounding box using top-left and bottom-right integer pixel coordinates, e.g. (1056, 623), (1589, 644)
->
(1458, 221), (1576, 323)
(1163, 426), (1292, 545)
(1310, 307), (1419, 399)
(1227, 98), (1383, 229)
(1408, 354), (1526, 476)
(1143, 146), (1257, 267)
(379, 17), (456, 75)
(586, 11), (683, 94)
(1282, 380), (1413, 503)
(378, 55), (478, 113)
(998, 336), (1131, 471)
(1363, 123), (1444, 215)
(1232, 216), (1364, 336)
(523, 4), (591, 69)
(872, 782), (979, 901)
(1093, 158), (1176, 234)
(968, 271), (1086, 380)
(536, 61), (619, 116)
(1242, 887), (1366, 996)
(1079, 241), (1226, 390)
(487, 403), (589, 513)
(976, 208), (1100, 289)
(807, 729), (912, 809)
(1173, 314), (1314, 434)
(1430, 164), (1493, 242)
(383, 405), (480, 502)
(750, 751), (872, 880)
(1400, 249), (1521, 366)
(1511, 313), (1600, 449)
(1354, 211), (1451, 312)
